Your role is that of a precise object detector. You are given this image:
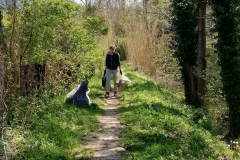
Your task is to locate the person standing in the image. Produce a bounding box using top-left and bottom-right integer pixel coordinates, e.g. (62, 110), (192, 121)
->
(104, 45), (122, 98)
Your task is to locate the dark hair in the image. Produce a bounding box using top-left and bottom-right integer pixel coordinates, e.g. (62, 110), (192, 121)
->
(109, 45), (115, 49)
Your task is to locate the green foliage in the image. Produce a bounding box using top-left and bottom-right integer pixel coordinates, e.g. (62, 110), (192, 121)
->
(210, 0), (240, 138)
(2, 3), (108, 156)
(119, 62), (237, 159)
(205, 47), (228, 135)
(18, 0), (80, 62)
(82, 4), (108, 36)
(5, 76), (105, 159)
(2, 0), (106, 96)
(171, 0), (198, 66)
(116, 38), (126, 61)
(83, 16), (108, 35)
(171, 0), (198, 105)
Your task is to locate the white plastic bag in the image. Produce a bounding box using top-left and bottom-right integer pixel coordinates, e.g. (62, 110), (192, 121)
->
(117, 74), (131, 88)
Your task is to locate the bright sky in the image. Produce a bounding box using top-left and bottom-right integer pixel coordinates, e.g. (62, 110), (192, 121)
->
(73, 0), (142, 5)
(74, 0), (82, 4)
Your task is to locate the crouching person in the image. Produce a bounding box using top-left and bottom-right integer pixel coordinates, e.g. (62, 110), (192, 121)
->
(66, 80), (91, 108)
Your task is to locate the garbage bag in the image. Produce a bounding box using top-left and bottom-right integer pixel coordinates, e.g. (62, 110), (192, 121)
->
(117, 74), (131, 88)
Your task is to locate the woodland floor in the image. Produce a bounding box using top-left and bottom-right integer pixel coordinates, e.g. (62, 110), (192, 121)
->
(85, 92), (125, 160)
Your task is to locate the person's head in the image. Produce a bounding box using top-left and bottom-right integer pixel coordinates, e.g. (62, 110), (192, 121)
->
(109, 45), (115, 53)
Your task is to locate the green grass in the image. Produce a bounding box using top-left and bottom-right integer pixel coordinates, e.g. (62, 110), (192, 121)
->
(118, 63), (240, 160)
(6, 62), (240, 159)
(6, 77), (105, 160)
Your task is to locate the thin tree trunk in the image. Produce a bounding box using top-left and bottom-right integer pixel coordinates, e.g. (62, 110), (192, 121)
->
(0, 11), (5, 98)
(143, 0), (148, 29)
(0, 10), (7, 159)
(183, 65), (197, 105)
(197, 1), (206, 107)
(9, 0), (20, 96)
(229, 102), (240, 139)
(189, 65), (197, 104)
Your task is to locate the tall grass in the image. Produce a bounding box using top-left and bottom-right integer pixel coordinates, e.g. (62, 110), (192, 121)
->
(124, 9), (159, 76)
(101, 2), (172, 77)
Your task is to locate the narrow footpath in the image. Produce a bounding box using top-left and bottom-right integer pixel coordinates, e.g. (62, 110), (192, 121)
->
(85, 95), (125, 160)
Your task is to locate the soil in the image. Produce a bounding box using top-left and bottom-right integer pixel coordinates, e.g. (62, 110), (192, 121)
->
(85, 93), (125, 160)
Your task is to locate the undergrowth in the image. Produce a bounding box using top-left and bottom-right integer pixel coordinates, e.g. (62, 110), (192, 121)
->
(5, 62), (240, 159)
(119, 63), (240, 159)
(5, 77), (105, 160)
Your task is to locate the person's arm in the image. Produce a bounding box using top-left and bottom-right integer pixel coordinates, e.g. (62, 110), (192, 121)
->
(117, 53), (122, 75)
(119, 66), (122, 75)
(105, 53), (108, 70)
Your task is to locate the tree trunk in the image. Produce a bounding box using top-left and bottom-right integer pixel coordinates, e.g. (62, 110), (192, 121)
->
(229, 102), (240, 139)
(0, 10), (7, 159)
(184, 65), (197, 105)
(143, 0), (148, 29)
(9, 0), (20, 96)
(190, 66), (197, 104)
(0, 11), (5, 98)
(197, 1), (206, 107)
(211, 0), (240, 139)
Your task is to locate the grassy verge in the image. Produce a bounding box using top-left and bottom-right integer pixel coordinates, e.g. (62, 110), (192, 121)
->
(119, 63), (240, 159)
(6, 77), (105, 160)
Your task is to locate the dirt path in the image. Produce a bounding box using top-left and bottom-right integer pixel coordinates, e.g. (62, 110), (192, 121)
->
(85, 95), (125, 160)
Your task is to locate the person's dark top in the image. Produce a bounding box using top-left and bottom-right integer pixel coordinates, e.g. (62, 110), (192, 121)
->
(105, 52), (120, 70)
